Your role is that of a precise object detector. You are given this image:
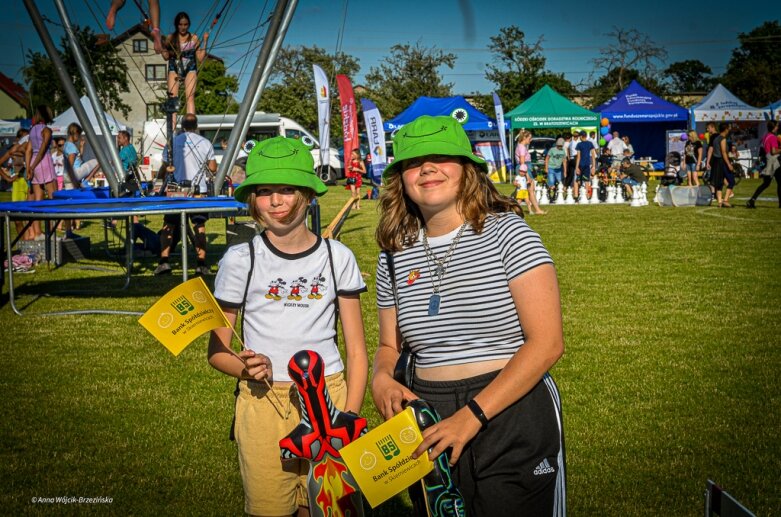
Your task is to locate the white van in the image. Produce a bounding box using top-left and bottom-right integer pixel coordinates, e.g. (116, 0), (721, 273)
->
(138, 112), (343, 183)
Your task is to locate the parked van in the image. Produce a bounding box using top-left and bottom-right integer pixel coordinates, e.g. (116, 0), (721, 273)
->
(138, 112), (344, 183)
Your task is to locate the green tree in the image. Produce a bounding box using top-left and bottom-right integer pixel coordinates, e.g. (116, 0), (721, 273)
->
(721, 21), (781, 106)
(588, 27), (667, 107)
(664, 60), (715, 93)
(23, 26), (130, 118)
(258, 45), (360, 142)
(363, 43), (456, 119)
(485, 26), (574, 110)
(195, 59), (239, 115)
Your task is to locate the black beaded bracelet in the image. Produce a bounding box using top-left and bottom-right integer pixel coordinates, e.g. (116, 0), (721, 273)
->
(466, 399), (489, 430)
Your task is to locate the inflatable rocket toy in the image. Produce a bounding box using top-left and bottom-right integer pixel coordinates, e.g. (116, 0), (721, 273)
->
(279, 350), (367, 517)
(405, 399), (466, 517)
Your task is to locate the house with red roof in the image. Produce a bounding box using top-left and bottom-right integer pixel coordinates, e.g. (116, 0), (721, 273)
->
(0, 72), (29, 119)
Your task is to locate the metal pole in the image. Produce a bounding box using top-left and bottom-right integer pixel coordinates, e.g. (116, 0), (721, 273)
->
(213, 0), (297, 194)
(52, 0), (126, 192)
(23, 0), (122, 196)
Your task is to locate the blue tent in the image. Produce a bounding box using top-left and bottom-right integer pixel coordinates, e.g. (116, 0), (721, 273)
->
(384, 96), (502, 132)
(596, 80), (688, 161)
(768, 99), (781, 122)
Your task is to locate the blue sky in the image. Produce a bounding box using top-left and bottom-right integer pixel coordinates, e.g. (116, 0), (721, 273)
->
(1, 0), (775, 100)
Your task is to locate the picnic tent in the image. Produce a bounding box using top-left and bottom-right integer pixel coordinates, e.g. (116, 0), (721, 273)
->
(51, 95), (128, 137)
(505, 85), (599, 130)
(383, 96), (503, 132)
(596, 80), (688, 161)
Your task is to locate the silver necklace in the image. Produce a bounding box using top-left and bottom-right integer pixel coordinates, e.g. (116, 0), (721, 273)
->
(421, 222), (468, 316)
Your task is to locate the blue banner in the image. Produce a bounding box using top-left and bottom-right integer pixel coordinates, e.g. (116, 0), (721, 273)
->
(360, 99), (386, 184)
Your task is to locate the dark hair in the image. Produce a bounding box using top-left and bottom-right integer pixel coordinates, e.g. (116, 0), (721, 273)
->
(718, 123), (729, 133)
(34, 105), (53, 124)
(181, 113), (198, 132)
(67, 123), (83, 137)
(16, 128), (28, 138)
(767, 121), (778, 133)
(168, 12), (192, 53)
(118, 130), (131, 140)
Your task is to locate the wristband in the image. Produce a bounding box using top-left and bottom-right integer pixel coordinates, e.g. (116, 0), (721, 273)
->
(466, 399), (489, 430)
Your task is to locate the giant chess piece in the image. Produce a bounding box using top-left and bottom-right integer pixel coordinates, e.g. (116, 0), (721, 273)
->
(590, 176), (601, 204)
(280, 350), (367, 517)
(554, 182), (564, 205)
(653, 184), (660, 204)
(612, 185), (622, 204)
(539, 184), (550, 205)
(535, 182), (544, 204)
(640, 182), (648, 206)
(565, 186), (576, 205)
(630, 186), (641, 207)
(404, 400), (466, 517)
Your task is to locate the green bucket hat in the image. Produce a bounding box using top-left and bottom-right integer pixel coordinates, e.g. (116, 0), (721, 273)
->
(382, 115), (487, 180)
(233, 136), (327, 203)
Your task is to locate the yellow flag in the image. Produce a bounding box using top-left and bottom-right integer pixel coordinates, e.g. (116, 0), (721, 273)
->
(138, 277), (230, 356)
(340, 407), (433, 508)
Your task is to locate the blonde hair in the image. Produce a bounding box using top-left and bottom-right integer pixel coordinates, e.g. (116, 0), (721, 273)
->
(516, 130), (532, 141)
(376, 160), (523, 252)
(247, 187), (315, 227)
(688, 130), (699, 142)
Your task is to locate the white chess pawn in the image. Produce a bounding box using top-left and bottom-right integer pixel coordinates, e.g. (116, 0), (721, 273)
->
(605, 185), (615, 204)
(640, 182), (648, 206)
(539, 184), (550, 205)
(653, 184), (660, 204)
(565, 186), (575, 204)
(630, 185), (641, 207)
(590, 177), (601, 204)
(554, 183), (564, 205)
(535, 182), (544, 202)
(613, 185), (623, 204)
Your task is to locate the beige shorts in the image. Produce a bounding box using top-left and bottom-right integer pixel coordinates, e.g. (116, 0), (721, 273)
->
(235, 372), (347, 516)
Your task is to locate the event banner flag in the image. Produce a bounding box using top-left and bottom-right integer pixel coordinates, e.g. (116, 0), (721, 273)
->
(492, 92), (510, 182)
(340, 407), (433, 508)
(336, 75), (359, 158)
(360, 98), (386, 185)
(313, 64), (331, 171)
(138, 277), (229, 356)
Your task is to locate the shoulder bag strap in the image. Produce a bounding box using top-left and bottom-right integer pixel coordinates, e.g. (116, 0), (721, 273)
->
(324, 238), (339, 343)
(383, 251), (409, 353)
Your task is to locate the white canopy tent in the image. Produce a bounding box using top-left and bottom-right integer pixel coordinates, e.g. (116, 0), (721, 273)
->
(690, 84), (770, 125)
(50, 95), (128, 137)
(0, 119), (21, 137)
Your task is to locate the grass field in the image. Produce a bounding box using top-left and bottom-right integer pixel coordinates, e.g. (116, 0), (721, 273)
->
(1, 179), (779, 515)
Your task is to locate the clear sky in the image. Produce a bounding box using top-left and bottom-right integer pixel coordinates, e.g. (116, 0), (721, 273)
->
(1, 0), (775, 102)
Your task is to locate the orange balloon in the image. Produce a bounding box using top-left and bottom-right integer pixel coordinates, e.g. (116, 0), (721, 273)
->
(601, 118), (609, 127)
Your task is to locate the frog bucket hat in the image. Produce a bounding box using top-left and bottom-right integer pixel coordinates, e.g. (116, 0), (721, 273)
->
(382, 115), (487, 181)
(233, 136), (328, 203)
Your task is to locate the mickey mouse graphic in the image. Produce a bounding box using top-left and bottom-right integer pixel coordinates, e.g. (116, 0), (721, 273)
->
(307, 274), (327, 300)
(265, 278), (287, 300)
(287, 277), (308, 301)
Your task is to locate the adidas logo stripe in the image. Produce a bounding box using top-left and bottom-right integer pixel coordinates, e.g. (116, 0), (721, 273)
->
(533, 458), (555, 476)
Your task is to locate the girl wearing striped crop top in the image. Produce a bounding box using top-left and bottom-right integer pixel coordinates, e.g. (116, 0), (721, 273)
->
(371, 115), (567, 516)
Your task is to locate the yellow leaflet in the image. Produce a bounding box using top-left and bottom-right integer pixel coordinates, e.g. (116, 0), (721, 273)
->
(340, 407), (433, 508)
(138, 277), (229, 356)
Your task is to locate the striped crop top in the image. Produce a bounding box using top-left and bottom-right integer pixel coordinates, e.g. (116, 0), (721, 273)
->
(375, 213), (554, 369)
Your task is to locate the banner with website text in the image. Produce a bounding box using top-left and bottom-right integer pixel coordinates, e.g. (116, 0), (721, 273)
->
(492, 92), (510, 182)
(360, 98), (386, 185)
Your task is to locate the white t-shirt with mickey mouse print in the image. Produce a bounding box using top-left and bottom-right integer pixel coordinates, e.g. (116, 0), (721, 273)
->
(214, 232), (367, 382)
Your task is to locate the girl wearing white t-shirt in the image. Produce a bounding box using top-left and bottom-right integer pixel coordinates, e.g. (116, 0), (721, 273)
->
(209, 136), (368, 516)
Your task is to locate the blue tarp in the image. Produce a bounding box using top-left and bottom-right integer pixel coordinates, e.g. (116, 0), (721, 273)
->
(596, 81), (688, 161)
(384, 96), (503, 132)
(768, 99), (781, 121)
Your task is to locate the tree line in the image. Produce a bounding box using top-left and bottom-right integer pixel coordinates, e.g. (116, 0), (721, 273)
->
(20, 20), (781, 141)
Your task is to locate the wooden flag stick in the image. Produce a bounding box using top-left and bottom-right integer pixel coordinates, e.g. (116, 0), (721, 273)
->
(228, 325), (290, 418)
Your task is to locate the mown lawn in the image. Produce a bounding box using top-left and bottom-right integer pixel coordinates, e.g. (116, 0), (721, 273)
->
(0, 179), (779, 515)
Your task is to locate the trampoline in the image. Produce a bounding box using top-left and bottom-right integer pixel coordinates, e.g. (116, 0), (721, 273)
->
(1, 196), (246, 316)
